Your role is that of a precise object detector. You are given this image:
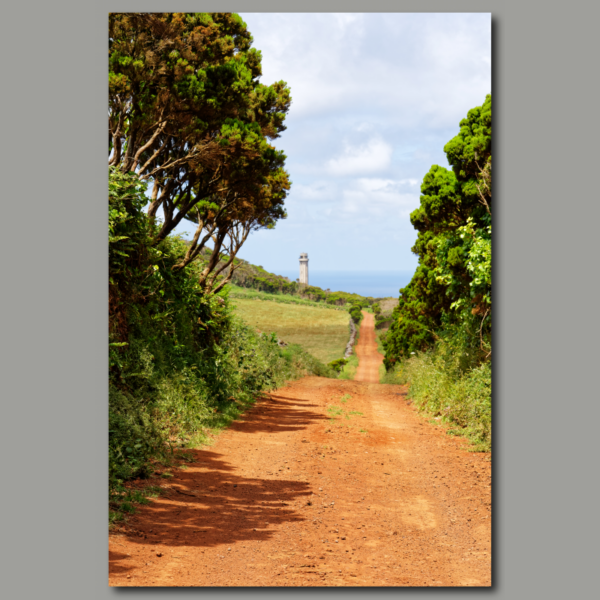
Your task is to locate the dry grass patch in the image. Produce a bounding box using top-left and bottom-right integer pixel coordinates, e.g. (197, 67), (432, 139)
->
(231, 298), (350, 364)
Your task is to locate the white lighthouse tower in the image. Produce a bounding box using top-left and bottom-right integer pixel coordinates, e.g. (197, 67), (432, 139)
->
(299, 253), (309, 286)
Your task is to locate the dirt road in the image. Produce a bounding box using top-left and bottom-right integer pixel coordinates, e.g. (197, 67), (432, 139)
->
(109, 311), (491, 587)
(354, 312), (384, 383)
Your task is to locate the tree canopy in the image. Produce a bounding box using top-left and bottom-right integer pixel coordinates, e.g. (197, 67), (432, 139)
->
(109, 12), (292, 291)
(384, 95), (492, 367)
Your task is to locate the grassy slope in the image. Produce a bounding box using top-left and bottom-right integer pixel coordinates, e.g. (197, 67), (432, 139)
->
(231, 297), (350, 364)
(227, 284), (346, 310)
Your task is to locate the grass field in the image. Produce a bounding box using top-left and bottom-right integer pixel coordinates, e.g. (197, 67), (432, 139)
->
(231, 298), (350, 364)
(227, 284), (347, 310)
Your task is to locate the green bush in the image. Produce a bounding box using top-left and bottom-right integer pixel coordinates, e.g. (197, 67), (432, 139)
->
(384, 95), (492, 369)
(384, 334), (491, 452)
(328, 357), (349, 373)
(227, 284), (346, 310)
(375, 315), (392, 330)
(348, 303), (363, 325)
(337, 354), (359, 380)
(108, 168), (334, 517)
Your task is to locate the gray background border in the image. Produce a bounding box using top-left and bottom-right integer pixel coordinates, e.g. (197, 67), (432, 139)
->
(2, 0), (598, 598)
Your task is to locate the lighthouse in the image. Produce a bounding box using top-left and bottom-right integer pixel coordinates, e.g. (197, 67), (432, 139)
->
(299, 253), (309, 286)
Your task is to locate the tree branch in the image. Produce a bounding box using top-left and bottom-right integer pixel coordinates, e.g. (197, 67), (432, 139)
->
(130, 119), (168, 173)
(205, 223), (251, 293)
(198, 229), (227, 287)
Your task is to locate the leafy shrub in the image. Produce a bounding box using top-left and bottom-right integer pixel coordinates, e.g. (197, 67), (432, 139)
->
(348, 303), (363, 325)
(384, 95), (492, 369)
(375, 315), (392, 330)
(227, 284), (346, 310)
(337, 354), (358, 380)
(328, 358), (349, 373)
(108, 168), (334, 516)
(384, 329), (491, 451)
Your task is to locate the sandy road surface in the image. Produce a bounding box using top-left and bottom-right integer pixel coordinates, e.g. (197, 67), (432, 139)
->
(109, 312), (491, 587)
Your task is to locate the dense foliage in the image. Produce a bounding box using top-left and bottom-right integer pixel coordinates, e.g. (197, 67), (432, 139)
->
(348, 302), (366, 325)
(328, 358), (349, 373)
(384, 95), (491, 365)
(109, 168), (332, 517)
(383, 96), (492, 450)
(107, 14), (347, 520)
(382, 344), (491, 451)
(109, 12), (291, 290)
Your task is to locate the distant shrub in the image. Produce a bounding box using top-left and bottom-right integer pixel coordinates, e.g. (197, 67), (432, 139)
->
(348, 303), (363, 325)
(227, 284), (346, 310)
(328, 357), (349, 373)
(338, 354), (358, 380)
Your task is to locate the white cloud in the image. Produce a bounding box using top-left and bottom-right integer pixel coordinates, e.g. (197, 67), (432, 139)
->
(243, 13), (490, 127)
(286, 177), (421, 225)
(340, 178), (420, 220)
(227, 13), (491, 272)
(291, 181), (337, 202)
(326, 138), (393, 176)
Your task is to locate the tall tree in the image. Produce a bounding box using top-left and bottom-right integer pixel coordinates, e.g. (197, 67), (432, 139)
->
(109, 12), (292, 289)
(384, 95), (492, 367)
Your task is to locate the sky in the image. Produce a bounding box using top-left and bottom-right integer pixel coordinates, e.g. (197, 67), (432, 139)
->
(170, 13), (491, 277)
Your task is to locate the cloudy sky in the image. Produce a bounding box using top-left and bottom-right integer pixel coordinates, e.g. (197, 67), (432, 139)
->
(175, 13), (491, 277)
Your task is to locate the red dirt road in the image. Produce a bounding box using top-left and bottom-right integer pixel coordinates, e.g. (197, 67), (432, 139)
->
(109, 312), (491, 587)
(355, 312), (384, 383)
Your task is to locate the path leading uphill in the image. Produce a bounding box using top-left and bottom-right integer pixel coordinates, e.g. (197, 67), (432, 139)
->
(109, 311), (491, 587)
(354, 312), (384, 383)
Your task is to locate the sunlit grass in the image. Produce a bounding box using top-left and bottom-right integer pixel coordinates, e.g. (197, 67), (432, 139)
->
(227, 284), (347, 310)
(231, 298), (350, 364)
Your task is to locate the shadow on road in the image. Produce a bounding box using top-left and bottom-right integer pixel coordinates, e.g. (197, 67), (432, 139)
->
(110, 392), (325, 576)
(228, 393), (326, 435)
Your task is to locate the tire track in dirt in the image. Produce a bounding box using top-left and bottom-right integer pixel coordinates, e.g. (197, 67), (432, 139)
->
(109, 312), (491, 587)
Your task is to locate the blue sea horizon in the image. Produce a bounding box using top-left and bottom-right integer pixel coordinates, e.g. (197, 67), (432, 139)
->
(272, 270), (415, 298)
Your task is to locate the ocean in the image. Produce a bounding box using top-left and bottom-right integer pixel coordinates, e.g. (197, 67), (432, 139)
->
(273, 270), (415, 299)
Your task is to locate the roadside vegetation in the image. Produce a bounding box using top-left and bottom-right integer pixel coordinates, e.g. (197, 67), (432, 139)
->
(348, 300), (368, 325)
(228, 259), (381, 307)
(227, 284), (346, 310)
(383, 96), (492, 452)
(109, 168), (335, 522)
(107, 13), (489, 533)
(108, 13), (342, 523)
(337, 354), (359, 380)
(381, 328), (491, 451)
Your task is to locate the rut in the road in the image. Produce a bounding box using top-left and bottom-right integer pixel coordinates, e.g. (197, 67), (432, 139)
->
(110, 311), (491, 587)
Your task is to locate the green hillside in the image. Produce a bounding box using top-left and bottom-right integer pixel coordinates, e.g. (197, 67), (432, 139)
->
(190, 245), (392, 307)
(231, 297), (351, 364)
